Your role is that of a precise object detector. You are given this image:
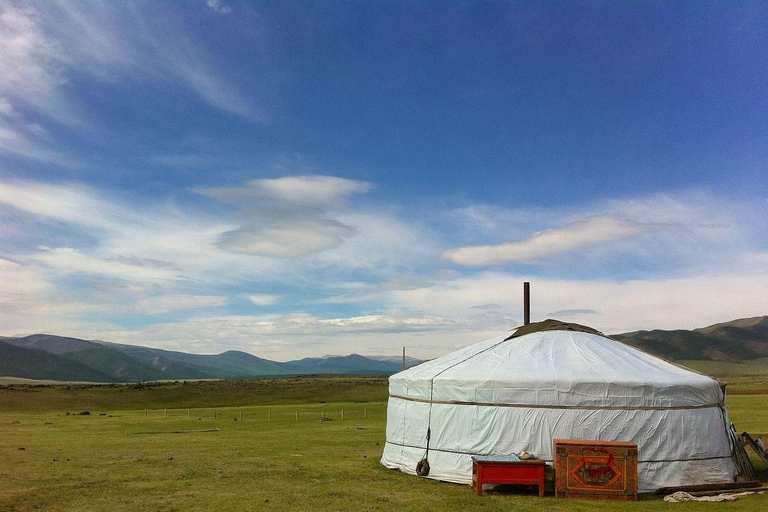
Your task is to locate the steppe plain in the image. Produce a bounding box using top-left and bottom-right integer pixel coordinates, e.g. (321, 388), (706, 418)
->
(2, 375), (767, 512)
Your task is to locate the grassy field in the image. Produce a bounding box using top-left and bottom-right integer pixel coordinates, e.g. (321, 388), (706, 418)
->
(0, 377), (389, 413)
(1, 376), (767, 511)
(679, 358), (768, 377)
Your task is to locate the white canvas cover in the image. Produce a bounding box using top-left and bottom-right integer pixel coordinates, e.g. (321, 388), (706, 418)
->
(381, 328), (739, 492)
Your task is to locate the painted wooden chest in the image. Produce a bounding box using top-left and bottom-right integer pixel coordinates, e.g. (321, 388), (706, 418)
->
(554, 439), (638, 500)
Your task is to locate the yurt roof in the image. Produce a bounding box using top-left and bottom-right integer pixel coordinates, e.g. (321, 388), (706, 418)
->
(506, 318), (604, 338)
(390, 320), (723, 409)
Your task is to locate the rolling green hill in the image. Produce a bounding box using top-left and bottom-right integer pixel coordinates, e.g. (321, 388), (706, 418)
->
(613, 329), (752, 360)
(285, 354), (404, 375)
(615, 316), (768, 362)
(0, 341), (113, 382)
(4, 336), (191, 382)
(102, 343), (291, 378)
(1, 336), (405, 382)
(5, 315), (765, 382)
(62, 346), (168, 382)
(696, 316), (768, 352)
(6, 334), (103, 354)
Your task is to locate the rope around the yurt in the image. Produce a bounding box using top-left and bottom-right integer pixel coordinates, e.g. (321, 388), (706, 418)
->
(417, 334), (514, 476)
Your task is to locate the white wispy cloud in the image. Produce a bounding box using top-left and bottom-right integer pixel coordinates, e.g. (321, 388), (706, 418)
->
(199, 175), (372, 208)
(33, 248), (185, 282)
(2, 176), (766, 361)
(135, 294), (228, 315)
(0, 259), (227, 333)
(317, 210), (436, 271)
(0, 180), (118, 229)
(0, 177), (435, 347)
(546, 308), (598, 317)
(206, 0), (232, 15)
(0, 178), (426, 290)
(66, 311), (516, 359)
(0, 0), (256, 136)
(0, 109), (69, 164)
(200, 176), (374, 258)
(247, 294), (280, 306)
(442, 214), (658, 266)
(218, 218), (356, 257)
(0, 179), (261, 285)
(9, 265), (768, 360)
(0, 257), (50, 298)
(0, 98), (16, 116)
(0, 123), (60, 163)
(0, 257), (119, 334)
(385, 271), (768, 335)
(0, 3), (74, 124)
(745, 252), (768, 266)
(0, 84), (65, 162)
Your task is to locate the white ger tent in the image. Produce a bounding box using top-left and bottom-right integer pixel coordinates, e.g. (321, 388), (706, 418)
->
(381, 320), (742, 493)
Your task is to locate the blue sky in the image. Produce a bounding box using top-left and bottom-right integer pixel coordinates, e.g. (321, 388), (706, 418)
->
(1, 1), (766, 360)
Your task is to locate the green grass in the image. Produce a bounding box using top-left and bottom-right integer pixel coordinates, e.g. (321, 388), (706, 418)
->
(0, 377), (390, 413)
(679, 358), (768, 377)
(1, 376), (767, 511)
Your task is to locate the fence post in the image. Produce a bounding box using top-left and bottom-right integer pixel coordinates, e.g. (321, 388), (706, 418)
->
(214, 410), (217, 420)
(144, 409), (147, 417)
(341, 409), (345, 420)
(239, 410), (243, 421)
(164, 408), (167, 418)
(187, 409), (190, 418)
(268, 411), (272, 421)
(364, 408), (368, 418)
(295, 411), (299, 421)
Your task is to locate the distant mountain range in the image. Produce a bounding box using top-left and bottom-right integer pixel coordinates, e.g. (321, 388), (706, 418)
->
(614, 316), (768, 362)
(0, 334), (421, 383)
(2, 316), (766, 382)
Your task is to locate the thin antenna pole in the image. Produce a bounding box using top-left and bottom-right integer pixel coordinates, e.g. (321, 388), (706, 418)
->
(402, 347), (406, 370)
(524, 282), (530, 326)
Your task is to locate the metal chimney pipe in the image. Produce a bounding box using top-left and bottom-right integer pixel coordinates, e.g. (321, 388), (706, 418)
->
(524, 282), (530, 325)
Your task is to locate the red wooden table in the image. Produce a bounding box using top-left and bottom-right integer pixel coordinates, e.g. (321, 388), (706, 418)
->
(471, 456), (546, 497)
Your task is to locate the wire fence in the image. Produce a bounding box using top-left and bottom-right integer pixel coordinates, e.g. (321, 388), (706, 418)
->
(140, 406), (380, 421)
